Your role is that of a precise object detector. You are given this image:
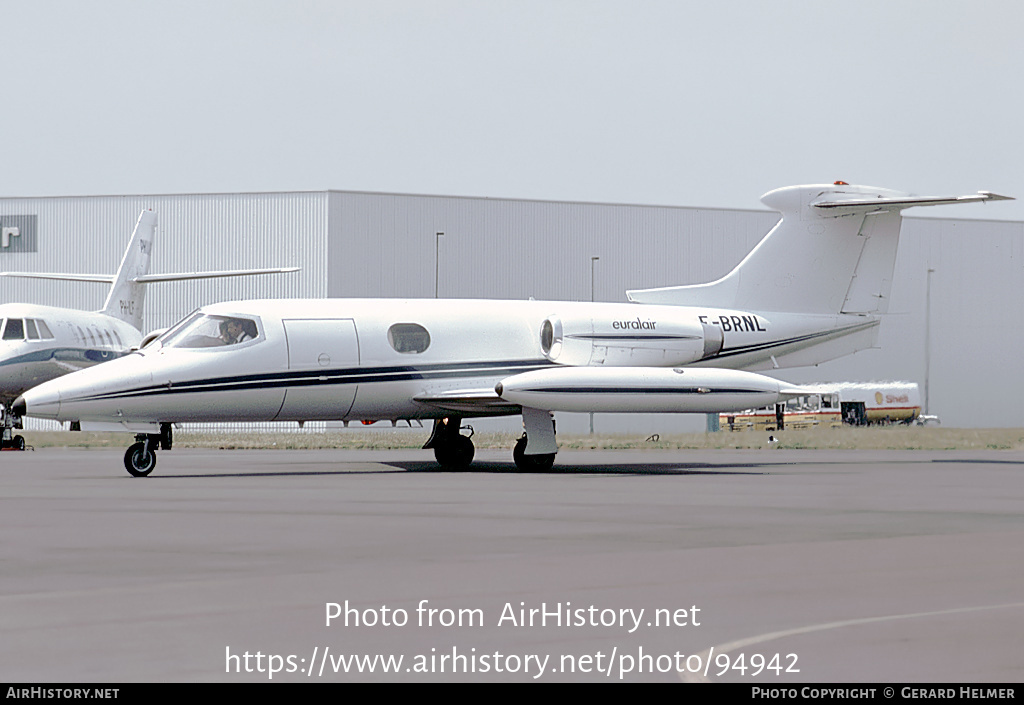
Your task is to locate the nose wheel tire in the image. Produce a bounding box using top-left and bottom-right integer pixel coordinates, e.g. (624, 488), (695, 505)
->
(124, 442), (157, 477)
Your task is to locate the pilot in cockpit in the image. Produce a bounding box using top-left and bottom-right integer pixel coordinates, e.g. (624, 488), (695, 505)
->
(219, 318), (254, 345)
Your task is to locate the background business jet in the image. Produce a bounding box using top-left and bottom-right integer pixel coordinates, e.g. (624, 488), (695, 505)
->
(0, 210), (297, 449)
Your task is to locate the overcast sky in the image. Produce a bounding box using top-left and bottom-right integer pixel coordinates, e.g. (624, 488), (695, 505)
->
(2, 0), (1022, 220)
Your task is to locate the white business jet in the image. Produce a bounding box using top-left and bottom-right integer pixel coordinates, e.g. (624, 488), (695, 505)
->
(13, 183), (1011, 475)
(0, 210), (298, 449)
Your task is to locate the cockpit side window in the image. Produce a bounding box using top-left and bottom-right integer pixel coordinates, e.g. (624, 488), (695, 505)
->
(160, 313), (262, 349)
(24, 319), (39, 339)
(2, 318), (24, 340)
(35, 320), (54, 339)
(387, 323), (431, 354)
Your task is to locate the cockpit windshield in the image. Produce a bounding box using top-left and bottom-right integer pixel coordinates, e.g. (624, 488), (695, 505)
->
(1, 318), (55, 341)
(158, 313), (261, 349)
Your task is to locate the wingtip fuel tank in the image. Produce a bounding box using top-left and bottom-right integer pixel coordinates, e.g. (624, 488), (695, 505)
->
(496, 366), (805, 414)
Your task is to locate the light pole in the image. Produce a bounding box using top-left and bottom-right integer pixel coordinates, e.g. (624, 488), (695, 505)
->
(924, 267), (935, 415)
(589, 257), (599, 434)
(435, 232), (444, 298)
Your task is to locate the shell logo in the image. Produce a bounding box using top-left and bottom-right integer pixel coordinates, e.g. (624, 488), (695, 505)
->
(875, 392), (884, 405)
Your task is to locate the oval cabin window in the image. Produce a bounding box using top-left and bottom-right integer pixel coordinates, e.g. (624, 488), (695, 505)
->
(387, 323), (431, 354)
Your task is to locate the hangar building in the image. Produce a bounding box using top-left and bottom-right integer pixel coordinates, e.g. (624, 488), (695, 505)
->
(0, 189), (1020, 432)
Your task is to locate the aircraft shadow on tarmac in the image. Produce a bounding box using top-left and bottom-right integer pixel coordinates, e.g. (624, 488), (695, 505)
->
(396, 460), (771, 476)
(149, 459), (781, 479)
(144, 453), (1024, 479)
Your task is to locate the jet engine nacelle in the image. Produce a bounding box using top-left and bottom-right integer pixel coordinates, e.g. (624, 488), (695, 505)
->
(497, 366), (802, 414)
(539, 313), (723, 366)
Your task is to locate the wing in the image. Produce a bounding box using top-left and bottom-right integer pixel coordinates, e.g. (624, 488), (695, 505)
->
(413, 388), (521, 416)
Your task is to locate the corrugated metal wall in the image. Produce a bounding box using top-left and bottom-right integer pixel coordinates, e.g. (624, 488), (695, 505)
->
(326, 191), (777, 302)
(0, 192), (328, 335)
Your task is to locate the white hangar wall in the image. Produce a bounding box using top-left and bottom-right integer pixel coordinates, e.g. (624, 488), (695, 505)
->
(0, 192), (327, 336)
(0, 190), (1019, 432)
(780, 216), (1024, 430)
(325, 190), (777, 302)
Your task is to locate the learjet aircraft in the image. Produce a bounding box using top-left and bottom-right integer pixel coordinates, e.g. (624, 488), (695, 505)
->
(13, 183), (1011, 474)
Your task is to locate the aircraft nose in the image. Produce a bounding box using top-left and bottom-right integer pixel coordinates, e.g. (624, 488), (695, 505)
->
(13, 384), (63, 420)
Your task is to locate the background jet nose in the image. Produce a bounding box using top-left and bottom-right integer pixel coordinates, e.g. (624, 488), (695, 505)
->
(12, 396), (26, 417)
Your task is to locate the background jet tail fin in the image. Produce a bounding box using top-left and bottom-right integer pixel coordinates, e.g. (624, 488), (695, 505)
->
(101, 210), (157, 329)
(5, 210), (299, 333)
(626, 184), (1012, 314)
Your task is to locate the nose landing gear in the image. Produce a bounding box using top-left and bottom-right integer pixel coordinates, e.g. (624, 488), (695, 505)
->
(124, 438), (157, 477)
(123, 423), (173, 477)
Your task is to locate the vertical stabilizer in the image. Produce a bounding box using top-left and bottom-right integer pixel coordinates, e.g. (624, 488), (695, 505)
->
(626, 184), (1011, 314)
(101, 211), (157, 330)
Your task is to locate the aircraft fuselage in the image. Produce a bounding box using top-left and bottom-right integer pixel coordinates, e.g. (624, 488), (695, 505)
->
(18, 297), (878, 429)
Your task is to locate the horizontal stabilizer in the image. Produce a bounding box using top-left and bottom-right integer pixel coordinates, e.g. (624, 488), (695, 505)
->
(813, 191), (1013, 211)
(133, 267), (300, 283)
(0, 272), (116, 283)
(0, 267), (300, 284)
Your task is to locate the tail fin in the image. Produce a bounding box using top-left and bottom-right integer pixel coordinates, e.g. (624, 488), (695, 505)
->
(626, 183), (1012, 314)
(101, 210), (157, 329)
(0, 210), (298, 332)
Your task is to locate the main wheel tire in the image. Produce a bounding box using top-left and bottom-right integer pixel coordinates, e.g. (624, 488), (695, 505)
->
(124, 442), (157, 477)
(433, 434), (475, 471)
(512, 436), (556, 472)
(13, 435), (24, 451)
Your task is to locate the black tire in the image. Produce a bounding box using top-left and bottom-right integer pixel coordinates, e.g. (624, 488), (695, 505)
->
(160, 423), (173, 451)
(124, 442), (157, 477)
(513, 436), (556, 472)
(434, 434), (475, 471)
(13, 435), (24, 451)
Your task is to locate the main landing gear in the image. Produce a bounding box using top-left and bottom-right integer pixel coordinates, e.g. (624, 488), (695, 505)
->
(424, 408), (559, 472)
(512, 435), (555, 472)
(123, 423), (173, 477)
(423, 417), (476, 471)
(0, 404), (26, 451)
(512, 407), (557, 472)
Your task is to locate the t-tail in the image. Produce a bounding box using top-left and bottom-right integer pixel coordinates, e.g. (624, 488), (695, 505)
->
(627, 182), (1012, 314)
